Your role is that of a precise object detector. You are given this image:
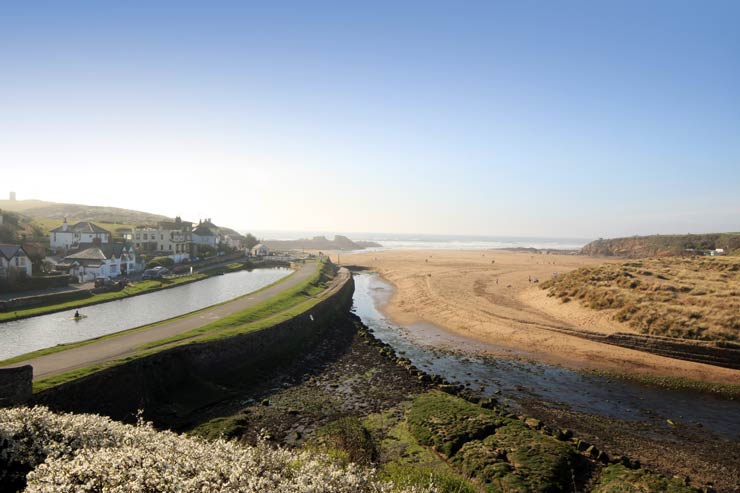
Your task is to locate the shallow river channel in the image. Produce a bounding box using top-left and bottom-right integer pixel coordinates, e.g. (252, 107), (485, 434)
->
(0, 267), (293, 360)
(351, 272), (740, 440)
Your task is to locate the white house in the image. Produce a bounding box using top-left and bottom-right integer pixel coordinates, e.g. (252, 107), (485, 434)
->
(221, 233), (244, 250)
(49, 220), (112, 251)
(58, 244), (139, 282)
(0, 244), (32, 281)
(251, 243), (269, 257)
(192, 223), (217, 248)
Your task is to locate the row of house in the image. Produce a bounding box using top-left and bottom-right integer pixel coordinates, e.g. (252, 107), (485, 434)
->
(45, 217), (254, 282)
(2, 215), (264, 285)
(50, 217), (241, 256)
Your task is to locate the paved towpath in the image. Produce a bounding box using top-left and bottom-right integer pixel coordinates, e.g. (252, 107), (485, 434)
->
(2, 262), (318, 380)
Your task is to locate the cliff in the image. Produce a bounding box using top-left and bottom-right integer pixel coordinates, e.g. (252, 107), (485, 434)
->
(581, 233), (740, 258)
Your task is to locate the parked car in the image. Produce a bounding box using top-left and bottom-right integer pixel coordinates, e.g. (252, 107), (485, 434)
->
(94, 277), (112, 288)
(142, 267), (169, 280)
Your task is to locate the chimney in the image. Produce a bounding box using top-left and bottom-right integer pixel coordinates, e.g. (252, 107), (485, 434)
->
(9, 191), (16, 201)
(62, 217), (68, 232)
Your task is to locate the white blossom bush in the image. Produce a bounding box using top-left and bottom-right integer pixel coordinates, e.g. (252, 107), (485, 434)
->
(0, 406), (430, 493)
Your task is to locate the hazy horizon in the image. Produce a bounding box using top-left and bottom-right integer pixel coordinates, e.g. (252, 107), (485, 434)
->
(4, 194), (739, 242)
(3, 1), (739, 238)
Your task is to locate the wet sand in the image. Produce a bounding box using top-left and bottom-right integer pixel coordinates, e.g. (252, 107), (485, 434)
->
(343, 249), (740, 386)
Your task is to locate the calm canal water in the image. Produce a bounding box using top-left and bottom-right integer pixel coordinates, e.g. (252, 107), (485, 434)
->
(0, 267), (293, 360)
(352, 272), (740, 440)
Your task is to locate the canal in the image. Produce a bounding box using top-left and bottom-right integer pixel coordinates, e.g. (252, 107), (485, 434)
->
(352, 272), (740, 440)
(0, 267), (293, 361)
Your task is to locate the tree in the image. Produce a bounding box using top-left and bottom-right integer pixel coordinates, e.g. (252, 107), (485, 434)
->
(244, 233), (258, 251)
(197, 245), (216, 258)
(0, 224), (16, 243)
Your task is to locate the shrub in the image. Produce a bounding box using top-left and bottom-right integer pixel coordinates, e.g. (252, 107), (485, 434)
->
(317, 417), (378, 465)
(146, 256), (175, 269)
(0, 406), (426, 493)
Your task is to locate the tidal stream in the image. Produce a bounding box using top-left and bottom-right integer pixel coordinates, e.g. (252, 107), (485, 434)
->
(351, 272), (740, 440)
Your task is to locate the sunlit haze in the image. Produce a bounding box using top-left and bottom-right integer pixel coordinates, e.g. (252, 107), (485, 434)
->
(2, 1), (739, 238)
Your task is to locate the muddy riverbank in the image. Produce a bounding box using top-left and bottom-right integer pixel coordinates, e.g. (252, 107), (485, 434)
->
(183, 307), (738, 491)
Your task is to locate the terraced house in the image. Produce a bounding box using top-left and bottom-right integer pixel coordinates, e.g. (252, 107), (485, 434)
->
(132, 216), (193, 262)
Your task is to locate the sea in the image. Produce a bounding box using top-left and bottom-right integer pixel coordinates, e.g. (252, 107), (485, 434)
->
(249, 230), (590, 251)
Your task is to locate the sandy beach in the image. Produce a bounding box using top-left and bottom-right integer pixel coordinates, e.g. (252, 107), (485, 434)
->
(343, 249), (740, 385)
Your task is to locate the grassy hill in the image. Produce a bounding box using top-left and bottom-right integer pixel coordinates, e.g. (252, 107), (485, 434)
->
(0, 199), (56, 212)
(0, 200), (252, 246)
(0, 200), (171, 235)
(582, 233), (740, 258)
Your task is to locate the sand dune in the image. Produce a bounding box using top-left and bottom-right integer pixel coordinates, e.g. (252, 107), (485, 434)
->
(343, 249), (740, 385)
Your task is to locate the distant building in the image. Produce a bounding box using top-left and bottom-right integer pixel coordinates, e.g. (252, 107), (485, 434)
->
(221, 233), (244, 250)
(49, 220), (112, 251)
(251, 243), (269, 257)
(9, 192), (16, 201)
(0, 244), (32, 281)
(192, 221), (218, 249)
(132, 217), (193, 258)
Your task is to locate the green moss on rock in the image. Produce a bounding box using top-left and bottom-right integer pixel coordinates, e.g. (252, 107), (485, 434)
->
(452, 420), (575, 493)
(593, 463), (697, 492)
(408, 391), (509, 457)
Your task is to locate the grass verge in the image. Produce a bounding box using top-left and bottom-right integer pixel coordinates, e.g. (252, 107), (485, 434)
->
(31, 261), (335, 392)
(0, 263), (299, 367)
(137, 260), (332, 349)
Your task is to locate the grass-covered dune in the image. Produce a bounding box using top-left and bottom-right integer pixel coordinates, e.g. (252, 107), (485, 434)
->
(542, 256), (740, 341)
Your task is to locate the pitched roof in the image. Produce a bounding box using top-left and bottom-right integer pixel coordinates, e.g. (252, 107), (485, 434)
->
(50, 222), (111, 234)
(192, 225), (216, 236)
(64, 247), (108, 261)
(0, 244), (27, 260)
(65, 243), (132, 259)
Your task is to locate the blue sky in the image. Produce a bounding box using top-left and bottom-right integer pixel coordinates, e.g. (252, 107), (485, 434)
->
(2, 1), (739, 238)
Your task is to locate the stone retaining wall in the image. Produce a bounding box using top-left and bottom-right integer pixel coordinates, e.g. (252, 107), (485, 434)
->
(32, 268), (354, 424)
(0, 365), (32, 407)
